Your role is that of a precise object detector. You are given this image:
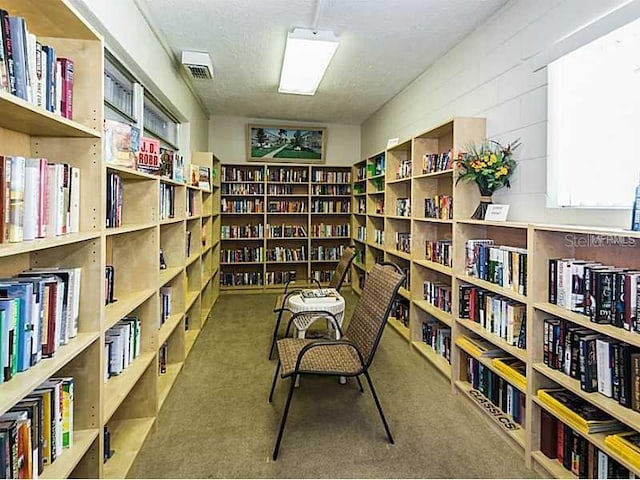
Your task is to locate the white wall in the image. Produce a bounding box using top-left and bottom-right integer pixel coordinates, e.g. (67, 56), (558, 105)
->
(71, 0), (210, 153)
(361, 0), (637, 228)
(209, 115), (361, 167)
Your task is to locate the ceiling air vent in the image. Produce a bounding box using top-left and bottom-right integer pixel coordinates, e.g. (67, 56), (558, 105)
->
(181, 50), (214, 80)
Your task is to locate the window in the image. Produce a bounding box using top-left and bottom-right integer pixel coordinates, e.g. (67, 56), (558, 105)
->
(143, 94), (179, 149)
(548, 16), (640, 208)
(104, 51), (137, 123)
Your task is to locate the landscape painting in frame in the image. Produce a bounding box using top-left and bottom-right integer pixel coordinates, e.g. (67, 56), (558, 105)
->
(248, 125), (326, 163)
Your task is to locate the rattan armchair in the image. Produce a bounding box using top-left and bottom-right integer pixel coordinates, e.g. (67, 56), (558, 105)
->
(268, 262), (405, 460)
(268, 245), (356, 359)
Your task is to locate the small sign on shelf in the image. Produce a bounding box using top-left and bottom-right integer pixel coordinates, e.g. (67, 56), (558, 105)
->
(484, 204), (510, 222)
(386, 138), (399, 149)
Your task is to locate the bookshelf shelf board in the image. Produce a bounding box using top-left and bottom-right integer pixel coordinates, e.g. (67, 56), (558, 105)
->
(368, 190), (385, 195)
(220, 212), (262, 216)
(310, 236), (351, 240)
(103, 417), (156, 479)
(186, 290), (200, 310)
(413, 259), (453, 276)
(105, 288), (156, 331)
(220, 261), (263, 266)
(353, 238), (366, 245)
(533, 362), (640, 429)
(220, 285), (263, 291)
(159, 267), (183, 287)
(311, 194), (352, 198)
(105, 223), (157, 237)
(311, 182), (351, 186)
(387, 317), (411, 342)
(0, 90), (102, 137)
(531, 451), (578, 480)
(266, 260), (308, 264)
(457, 339), (526, 394)
(40, 428), (100, 480)
(160, 216), (185, 225)
(354, 193), (367, 197)
(311, 212), (351, 216)
(104, 352), (156, 421)
(411, 342), (451, 379)
(457, 219), (529, 229)
(106, 164), (159, 181)
(0, 231), (101, 258)
(310, 259), (341, 263)
(221, 180), (264, 184)
(456, 274), (527, 304)
(368, 173), (386, 181)
(456, 317), (527, 362)
(267, 236), (309, 241)
(386, 215), (411, 221)
(386, 249), (412, 261)
(412, 300), (453, 326)
(159, 177), (185, 186)
(368, 213), (385, 218)
(158, 313), (185, 346)
(367, 242), (385, 251)
(455, 380), (526, 450)
(534, 302), (640, 349)
(186, 253), (201, 267)
(398, 287), (411, 300)
(157, 362), (183, 410)
(221, 237), (265, 241)
(413, 169), (454, 179)
(0, 332), (99, 416)
(224, 194), (265, 197)
(532, 223), (640, 239)
(387, 177), (411, 185)
(412, 217), (453, 224)
(532, 397), (640, 475)
(186, 185), (201, 190)
(185, 329), (201, 356)
(187, 214), (202, 220)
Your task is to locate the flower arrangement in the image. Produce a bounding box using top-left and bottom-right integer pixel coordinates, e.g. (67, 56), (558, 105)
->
(456, 139), (521, 219)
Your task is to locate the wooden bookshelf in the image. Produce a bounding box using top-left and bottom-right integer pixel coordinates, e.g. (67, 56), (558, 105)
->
(219, 164), (353, 292)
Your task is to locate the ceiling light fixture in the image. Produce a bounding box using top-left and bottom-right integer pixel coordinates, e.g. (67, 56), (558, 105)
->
(278, 27), (339, 95)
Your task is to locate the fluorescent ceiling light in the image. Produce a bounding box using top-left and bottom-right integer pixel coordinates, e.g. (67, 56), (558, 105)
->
(279, 28), (339, 95)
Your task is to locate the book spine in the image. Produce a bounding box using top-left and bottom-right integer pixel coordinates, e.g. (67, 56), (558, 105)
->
(0, 9), (16, 95)
(8, 17), (26, 100)
(58, 58), (73, 119)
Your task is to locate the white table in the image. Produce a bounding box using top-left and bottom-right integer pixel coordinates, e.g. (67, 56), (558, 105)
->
(287, 289), (346, 384)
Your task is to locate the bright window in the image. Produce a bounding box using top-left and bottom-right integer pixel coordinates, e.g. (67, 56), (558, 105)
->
(548, 16), (640, 208)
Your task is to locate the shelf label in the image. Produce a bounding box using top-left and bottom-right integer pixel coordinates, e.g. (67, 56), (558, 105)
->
(468, 389), (520, 431)
(485, 204), (510, 222)
(386, 138), (399, 149)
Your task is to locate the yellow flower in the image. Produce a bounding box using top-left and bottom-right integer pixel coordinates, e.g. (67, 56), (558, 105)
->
(479, 161), (487, 168)
(495, 166), (508, 178)
(488, 154), (498, 165)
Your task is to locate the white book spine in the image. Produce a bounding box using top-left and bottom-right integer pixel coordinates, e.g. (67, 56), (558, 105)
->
(69, 167), (80, 233)
(596, 338), (612, 397)
(23, 159), (40, 240)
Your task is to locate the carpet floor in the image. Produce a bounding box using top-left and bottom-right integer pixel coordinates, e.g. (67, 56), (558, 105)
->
(128, 291), (538, 478)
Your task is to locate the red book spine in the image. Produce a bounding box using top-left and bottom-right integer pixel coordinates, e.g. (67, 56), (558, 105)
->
(58, 58), (73, 120)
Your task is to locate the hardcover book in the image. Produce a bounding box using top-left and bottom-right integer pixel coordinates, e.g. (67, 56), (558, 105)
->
(137, 137), (160, 174)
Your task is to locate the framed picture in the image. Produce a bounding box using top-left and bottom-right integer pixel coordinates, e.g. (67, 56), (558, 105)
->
(247, 124), (326, 163)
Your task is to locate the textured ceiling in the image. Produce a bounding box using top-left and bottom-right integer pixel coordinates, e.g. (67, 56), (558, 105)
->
(139, 0), (509, 124)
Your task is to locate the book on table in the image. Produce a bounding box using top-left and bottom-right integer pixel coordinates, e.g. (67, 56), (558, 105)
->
(300, 288), (340, 302)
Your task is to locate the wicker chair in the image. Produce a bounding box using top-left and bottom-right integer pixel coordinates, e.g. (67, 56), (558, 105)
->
(268, 262), (405, 460)
(268, 245), (357, 359)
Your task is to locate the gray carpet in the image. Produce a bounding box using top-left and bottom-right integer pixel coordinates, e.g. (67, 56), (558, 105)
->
(128, 291), (538, 478)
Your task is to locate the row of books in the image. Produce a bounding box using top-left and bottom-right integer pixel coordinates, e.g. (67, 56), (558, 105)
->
(106, 172), (123, 228)
(221, 247), (264, 263)
(267, 168), (307, 183)
(424, 195), (453, 220)
(221, 198), (264, 214)
(310, 245), (345, 261)
(423, 281), (452, 313)
(459, 285), (527, 348)
(422, 319), (451, 363)
(549, 258), (640, 329)
(0, 376), (74, 478)
(222, 183), (264, 195)
(267, 224), (308, 238)
(220, 166), (264, 182)
(311, 184), (351, 195)
(0, 10), (74, 118)
(467, 357), (526, 426)
(395, 198), (410, 217)
(186, 189), (197, 217)
(220, 271), (263, 287)
(160, 286), (171, 325)
(357, 198), (366, 214)
(1, 267), (81, 384)
(391, 298), (409, 327)
(310, 200), (350, 213)
(543, 317), (640, 410)
(373, 229), (384, 245)
(369, 154), (385, 177)
(159, 183), (175, 220)
(221, 224), (264, 239)
(1, 157), (80, 244)
(465, 240), (527, 295)
(422, 151), (452, 174)
(266, 247), (306, 262)
(158, 342), (168, 374)
(310, 224), (350, 237)
(311, 270), (337, 283)
(310, 171), (351, 183)
(356, 226), (366, 242)
(394, 159), (412, 180)
(425, 239), (453, 267)
(104, 317), (141, 380)
(374, 198), (384, 214)
(267, 200), (306, 213)
(265, 271), (296, 286)
(395, 232), (410, 254)
(356, 164), (367, 181)
(539, 396), (635, 478)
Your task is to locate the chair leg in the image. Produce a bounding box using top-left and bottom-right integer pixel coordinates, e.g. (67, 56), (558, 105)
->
(268, 361), (281, 403)
(356, 375), (364, 393)
(364, 371), (394, 444)
(273, 377), (296, 461)
(269, 310), (284, 359)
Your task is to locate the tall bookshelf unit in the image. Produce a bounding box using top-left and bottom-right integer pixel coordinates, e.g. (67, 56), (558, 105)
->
(352, 117), (640, 477)
(0, 3), (220, 476)
(220, 163), (352, 292)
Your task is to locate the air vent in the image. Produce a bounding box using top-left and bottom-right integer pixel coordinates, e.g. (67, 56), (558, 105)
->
(181, 50), (214, 80)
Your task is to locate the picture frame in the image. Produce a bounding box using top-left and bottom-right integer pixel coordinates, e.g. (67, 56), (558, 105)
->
(247, 124), (326, 163)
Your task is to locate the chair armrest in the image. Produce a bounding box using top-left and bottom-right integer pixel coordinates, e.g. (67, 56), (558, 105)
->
(294, 339), (366, 374)
(283, 277), (322, 294)
(284, 310), (341, 337)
